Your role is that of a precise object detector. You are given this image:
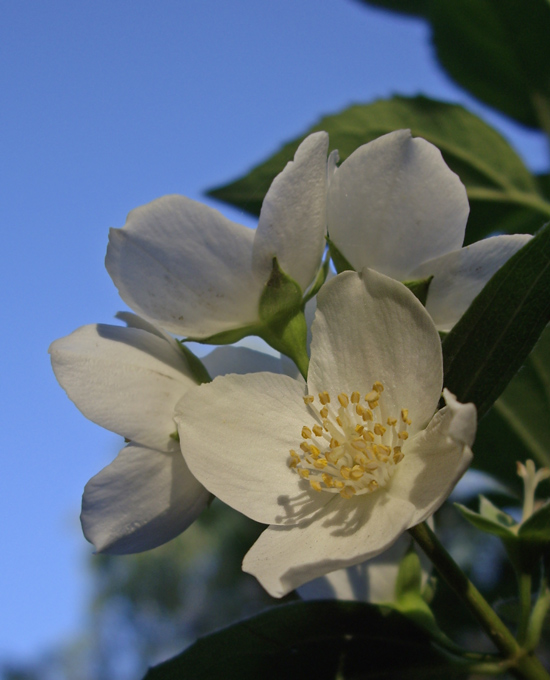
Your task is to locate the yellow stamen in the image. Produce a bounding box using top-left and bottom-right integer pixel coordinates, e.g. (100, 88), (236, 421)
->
(301, 426), (312, 439)
(340, 486), (356, 499)
(310, 480), (322, 492)
(351, 391), (361, 403)
(312, 424), (323, 437)
(338, 393), (349, 407)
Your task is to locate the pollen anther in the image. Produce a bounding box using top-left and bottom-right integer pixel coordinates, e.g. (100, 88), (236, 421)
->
(292, 386), (410, 499)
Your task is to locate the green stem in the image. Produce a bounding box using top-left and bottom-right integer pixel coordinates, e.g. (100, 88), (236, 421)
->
(518, 572), (533, 645)
(409, 522), (550, 680)
(525, 579), (550, 653)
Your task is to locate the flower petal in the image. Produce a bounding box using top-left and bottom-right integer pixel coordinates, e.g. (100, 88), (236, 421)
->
(298, 519), (433, 603)
(242, 492), (415, 598)
(388, 395), (476, 526)
(327, 130), (469, 279)
(49, 323), (195, 451)
(106, 195), (263, 337)
(175, 372), (333, 525)
(298, 533), (413, 603)
(81, 443), (210, 554)
(308, 269), (443, 430)
(409, 234), (533, 331)
(253, 132), (329, 291)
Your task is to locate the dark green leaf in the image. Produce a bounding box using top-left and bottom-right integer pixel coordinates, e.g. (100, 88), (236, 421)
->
(143, 601), (470, 680)
(492, 326), (550, 469)
(519, 502), (550, 544)
(442, 223), (550, 419)
(208, 97), (550, 245)
(353, 0), (429, 17)
(428, 0), (550, 129)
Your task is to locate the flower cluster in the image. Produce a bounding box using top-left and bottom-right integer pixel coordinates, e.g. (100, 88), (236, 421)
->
(51, 128), (534, 599)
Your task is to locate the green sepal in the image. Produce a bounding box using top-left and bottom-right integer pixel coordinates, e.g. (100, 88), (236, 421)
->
(259, 257), (303, 322)
(184, 259), (310, 376)
(187, 324), (260, 347)
(403, 276), (433, 307)
(392, 549), (442, 641)
(303, 251), (330, 303)
(327, 236), (355, 274)
(259, 307), (309, 380)
(176, 341), (212, 385)
(257, 258), (309, 378)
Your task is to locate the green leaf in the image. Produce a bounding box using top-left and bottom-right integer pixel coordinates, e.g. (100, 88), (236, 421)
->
(442, 222), (550, 420)
(478, 495), (516, 528)
(519, 502), (550, 544)
(428, 0), (550, 129)
(493, 325), (550, 470)
(208, 97), (550, 245)
(455, 502), (516, 540)
(359, 0), (550, 129)
(354, 0), (429, 17)
(143, 601), (471, 680)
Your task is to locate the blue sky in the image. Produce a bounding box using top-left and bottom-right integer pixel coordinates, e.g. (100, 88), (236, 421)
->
(1, 0), (546, 666)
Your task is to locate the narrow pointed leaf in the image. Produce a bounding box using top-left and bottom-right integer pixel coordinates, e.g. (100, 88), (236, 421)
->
(442, 223), (550, 420)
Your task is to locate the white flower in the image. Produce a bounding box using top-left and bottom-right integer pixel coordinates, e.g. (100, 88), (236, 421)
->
(49, 313), (282, 554)
(175, 269), (476, 597)
(327, 130), (532, 331)
(105, 132), (329, 340)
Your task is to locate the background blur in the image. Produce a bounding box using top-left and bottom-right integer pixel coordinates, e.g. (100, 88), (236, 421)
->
(1, 1), (546, 678)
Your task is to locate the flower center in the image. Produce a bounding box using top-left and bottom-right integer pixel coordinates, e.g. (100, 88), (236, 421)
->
(288, 382), (411, 500)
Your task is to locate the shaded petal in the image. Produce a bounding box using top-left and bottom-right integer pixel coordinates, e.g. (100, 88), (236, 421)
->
(308, 270), (442, 431)
(115, 311), (181, 352)
(409, 234), (533, 331)
(49, 323), (194, 452)
(81, 443), (210, 554)
(327, 131), (468, 279)
(388, 396), (476, 527)
(202, 345), (283, 378)
(106, 195), (262, 337)
(298, 533), (412, 603)
(175, 372), (333, 524)
(298, 519), (432, 603)
(253, 132), (329, 291)
(242, 492), (415, 598)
